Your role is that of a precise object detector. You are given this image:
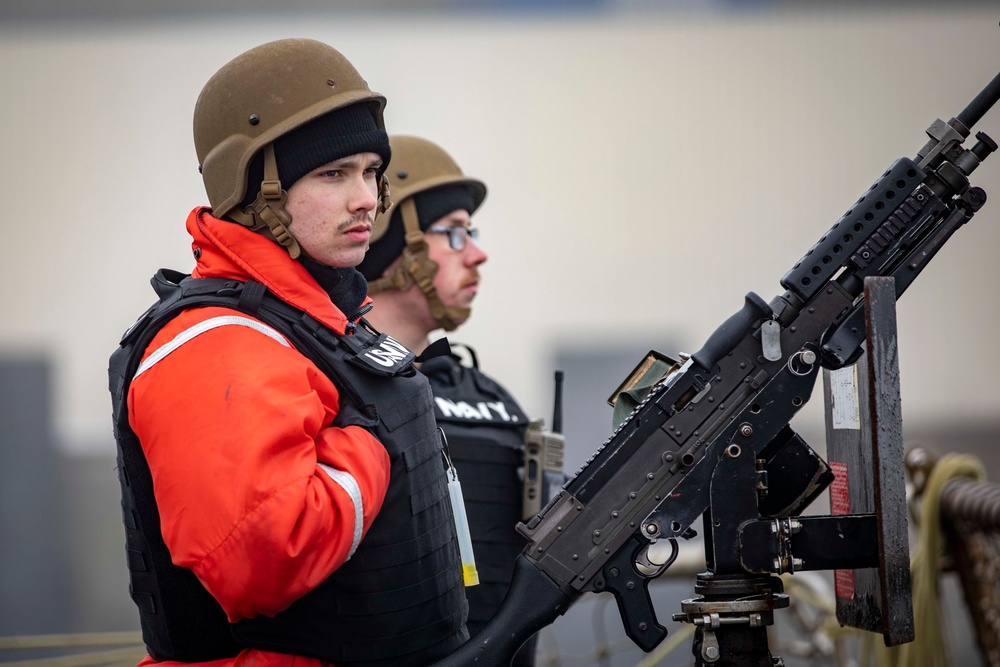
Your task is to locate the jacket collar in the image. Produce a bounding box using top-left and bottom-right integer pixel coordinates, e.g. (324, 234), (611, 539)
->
(186, 207), (371, 335)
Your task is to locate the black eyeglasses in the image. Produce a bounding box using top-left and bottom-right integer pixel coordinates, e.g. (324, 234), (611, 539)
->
(425, 225), (480, 251)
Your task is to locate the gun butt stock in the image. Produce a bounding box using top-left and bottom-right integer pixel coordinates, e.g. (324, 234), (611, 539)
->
(429, 556), (571, 667)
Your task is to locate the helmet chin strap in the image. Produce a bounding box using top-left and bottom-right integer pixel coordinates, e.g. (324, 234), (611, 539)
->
(228, 144), (392, 262)
(227, 143), (303, 259)
(367, 197), (469, 332)
(377, 177), (392, 218)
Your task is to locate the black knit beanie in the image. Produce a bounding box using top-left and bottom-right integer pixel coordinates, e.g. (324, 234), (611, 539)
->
(235, 102), (391, 213)
(357, 184), (476, 281)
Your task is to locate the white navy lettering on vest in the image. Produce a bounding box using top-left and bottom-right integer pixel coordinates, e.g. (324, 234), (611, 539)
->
(434, 397), (520, 423)
(363, 336), (411, 368)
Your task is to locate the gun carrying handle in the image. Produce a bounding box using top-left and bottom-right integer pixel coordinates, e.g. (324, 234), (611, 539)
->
(691, 292), (773, 372)
(429, 555), (571, 667)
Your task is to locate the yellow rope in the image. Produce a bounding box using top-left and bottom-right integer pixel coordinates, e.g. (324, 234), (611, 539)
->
(872, 453), (986, 667)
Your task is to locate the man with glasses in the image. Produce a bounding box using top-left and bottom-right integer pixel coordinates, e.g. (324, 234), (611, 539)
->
(360, 135), (540, 667)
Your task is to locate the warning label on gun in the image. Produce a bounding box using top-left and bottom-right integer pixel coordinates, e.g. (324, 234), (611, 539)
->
(829, 365), (861, 430)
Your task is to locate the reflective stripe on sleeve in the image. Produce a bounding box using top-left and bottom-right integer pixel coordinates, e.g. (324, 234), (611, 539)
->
(134, 315), (291, 379)
(317, 463), (364, 559)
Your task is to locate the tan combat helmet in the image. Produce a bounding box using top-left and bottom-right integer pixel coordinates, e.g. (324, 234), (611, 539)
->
(193, 38), (391, 259)
(361, 135), (487, 331)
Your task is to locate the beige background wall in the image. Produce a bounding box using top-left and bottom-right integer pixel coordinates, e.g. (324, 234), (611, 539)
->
(4, 9), (999, 463)
(1, 10), (998, 454)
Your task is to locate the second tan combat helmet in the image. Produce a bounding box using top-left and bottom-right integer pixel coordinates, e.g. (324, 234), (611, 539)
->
(193, 38), (391, 258)
(360, 135), (487, 330)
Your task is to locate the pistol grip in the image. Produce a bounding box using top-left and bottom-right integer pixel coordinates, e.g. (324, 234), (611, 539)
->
(597, 534), (668, 652)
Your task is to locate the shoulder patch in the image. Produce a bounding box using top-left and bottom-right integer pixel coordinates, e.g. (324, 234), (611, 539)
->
(363, 336), (411, 368)
(346, 333), (417, 376)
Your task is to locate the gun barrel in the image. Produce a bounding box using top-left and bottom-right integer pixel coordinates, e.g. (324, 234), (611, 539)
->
(957, 70), (1000, 130)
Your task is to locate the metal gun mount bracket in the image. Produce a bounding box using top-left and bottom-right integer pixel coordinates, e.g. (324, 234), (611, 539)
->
(669, 277), (913, 667)
(822, 276), (914, 645)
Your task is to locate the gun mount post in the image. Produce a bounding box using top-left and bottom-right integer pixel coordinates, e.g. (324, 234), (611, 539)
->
(672, 439), (792, 667)
(677, 574), (789, 667)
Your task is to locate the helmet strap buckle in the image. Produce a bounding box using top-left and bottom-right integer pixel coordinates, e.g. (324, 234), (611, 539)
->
(260, 179), (283, 201)
(231, 143), (302, 260)
(377, 177), (392, 216)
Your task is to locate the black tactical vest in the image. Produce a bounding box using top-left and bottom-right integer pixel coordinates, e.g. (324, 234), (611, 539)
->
(420, 352), (537, 666)
(109, 269), (468, 666)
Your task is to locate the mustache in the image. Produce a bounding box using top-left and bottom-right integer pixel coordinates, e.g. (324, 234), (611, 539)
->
(337, 213), (373, 232)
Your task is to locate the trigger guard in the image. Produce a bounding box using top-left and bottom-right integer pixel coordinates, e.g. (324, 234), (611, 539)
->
(637, 537), (679, 578)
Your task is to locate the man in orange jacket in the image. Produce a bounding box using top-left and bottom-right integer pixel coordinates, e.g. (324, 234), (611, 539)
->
(109, 40), (468, 667)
